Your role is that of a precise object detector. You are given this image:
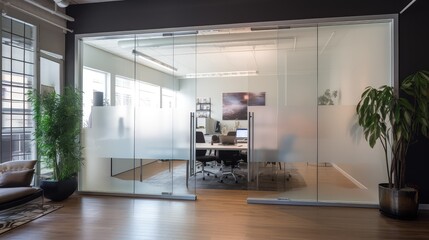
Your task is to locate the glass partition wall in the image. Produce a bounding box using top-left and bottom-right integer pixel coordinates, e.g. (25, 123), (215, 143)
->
(316, 22), (392, 204)
(247, 20), (392, 204)
(77, 17), (393, 205)
(78, 33), (197, 199)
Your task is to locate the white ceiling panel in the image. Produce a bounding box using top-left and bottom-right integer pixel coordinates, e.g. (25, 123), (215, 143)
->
(84, 27), (319, 78)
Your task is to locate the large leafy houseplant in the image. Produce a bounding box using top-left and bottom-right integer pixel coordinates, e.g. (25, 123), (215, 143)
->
(28, 86), (83, 181)
(356, 70), (429, 218)
(356, 70), (429, 189)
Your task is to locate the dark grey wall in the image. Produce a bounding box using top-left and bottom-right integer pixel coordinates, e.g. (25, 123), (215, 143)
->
(65, 0), (429, 203)
(398, 0), (429, 204)
(66, 0), (398, 34)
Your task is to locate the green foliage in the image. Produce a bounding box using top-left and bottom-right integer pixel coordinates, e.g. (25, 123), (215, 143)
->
(356, 70), (429, 189)
(318, 89), (338, 105)
(28, 86), (83, 181)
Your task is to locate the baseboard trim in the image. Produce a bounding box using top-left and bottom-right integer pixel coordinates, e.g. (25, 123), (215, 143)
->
(247, 198), (378, 208)
(247, 198), (429, 211)
(77, 191), (197, 201)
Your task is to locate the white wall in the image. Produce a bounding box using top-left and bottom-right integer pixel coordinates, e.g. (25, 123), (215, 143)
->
(318, 23), (392, 105)
(187, 74), (278, 132)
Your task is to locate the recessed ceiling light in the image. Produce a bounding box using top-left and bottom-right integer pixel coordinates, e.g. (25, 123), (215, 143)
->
(185, 70), (258, 79)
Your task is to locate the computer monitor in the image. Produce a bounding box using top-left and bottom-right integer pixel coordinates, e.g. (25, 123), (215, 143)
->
(236, 128), (248, 140)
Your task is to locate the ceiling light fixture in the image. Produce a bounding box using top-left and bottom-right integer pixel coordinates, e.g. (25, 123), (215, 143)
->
(22, 0), (74, 22)
(132, 49), (177, 72)
(185, 70), (258, 79)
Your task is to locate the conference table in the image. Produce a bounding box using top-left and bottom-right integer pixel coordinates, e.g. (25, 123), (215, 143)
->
(195, 142), (249, 181)
(195, 142), (248, 151)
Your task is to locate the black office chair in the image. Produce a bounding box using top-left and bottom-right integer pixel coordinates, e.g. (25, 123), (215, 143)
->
(228, 130), (247, 165)
(218, 131), (243, 183)
(195, 131), (219, 180)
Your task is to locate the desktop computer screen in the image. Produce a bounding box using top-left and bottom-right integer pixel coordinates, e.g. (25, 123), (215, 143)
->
(236, 128), (248, 140)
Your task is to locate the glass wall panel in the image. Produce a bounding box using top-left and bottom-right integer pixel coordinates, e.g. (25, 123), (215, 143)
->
(172, 33), (197, 195)
(194, 29), (252, 190)
(79, 36), (136, 194)
(317, 21), (392, 204)
(247, 28), (281, 190)
(248, 26), (318, 201)
(134, 33), (175, 195)
(79, 32), (196, 198)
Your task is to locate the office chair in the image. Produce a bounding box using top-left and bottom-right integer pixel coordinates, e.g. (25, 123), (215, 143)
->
(195, 131), (219, 180)
(218, 131), (244, 183)
(228, 130), (247, 165)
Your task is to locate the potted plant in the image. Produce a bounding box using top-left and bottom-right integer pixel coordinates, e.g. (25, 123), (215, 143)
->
(28, 86), (83, 201)
(356, 70), (429, 219)
(318, 89), (339, 105)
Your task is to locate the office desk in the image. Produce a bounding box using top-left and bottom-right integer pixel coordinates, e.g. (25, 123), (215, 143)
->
(196, 143), (248, 181)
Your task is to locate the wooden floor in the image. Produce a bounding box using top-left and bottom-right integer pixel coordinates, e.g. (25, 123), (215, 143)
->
(3, 190), (429, 240)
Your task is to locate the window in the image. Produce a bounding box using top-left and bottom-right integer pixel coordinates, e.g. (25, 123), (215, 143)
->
(82, 67), (110, 127)
(1, 16), (36, 162)
(115, 76), (133, 106)
(115, 76), (160, 108)
(162, 88), (174, 108)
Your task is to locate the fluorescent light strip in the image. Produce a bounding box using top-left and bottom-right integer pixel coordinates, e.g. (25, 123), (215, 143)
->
(132, 49), (177, 72)
(185, 70), (258, 79)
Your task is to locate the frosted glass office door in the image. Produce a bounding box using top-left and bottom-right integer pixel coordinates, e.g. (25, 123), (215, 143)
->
(133, 33), (197, 196)
(316, 21), (392, 204)
(79, 40), (136, 195)
(248, 26), (318, 201)
(79, 32), (196, 198)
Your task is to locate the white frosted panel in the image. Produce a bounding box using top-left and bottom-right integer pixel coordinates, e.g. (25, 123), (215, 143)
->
(134, 107), (174, 159)
(80, 127), (135, 194)
(277, 106), (317, 163)
(90, 106), (135, 158)
(277, 26), (318, 165)
(174, 78), (195, 160)
(318, 22), (392, 106)
(317, 22), (392, 203)
(284, 49), (317, 106)
(318, 106), (387, 202)
(250, 106), (278, 162)
(172, 108), (192, 160)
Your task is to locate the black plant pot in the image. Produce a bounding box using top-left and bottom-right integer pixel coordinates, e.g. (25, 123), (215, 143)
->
(378, 183), (419, 219)
(40, 176), (78, 202)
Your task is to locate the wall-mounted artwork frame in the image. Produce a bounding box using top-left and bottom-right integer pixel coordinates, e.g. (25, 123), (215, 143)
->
(248, 92), (266, 106)
(222, 92), (248, 120)
(222, 92), (266, 120)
